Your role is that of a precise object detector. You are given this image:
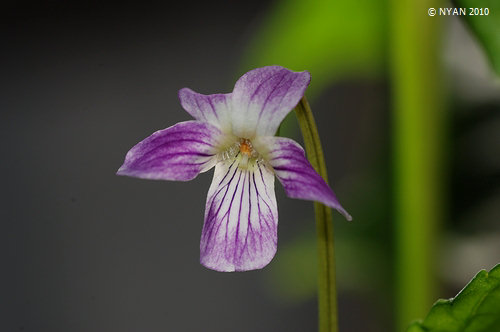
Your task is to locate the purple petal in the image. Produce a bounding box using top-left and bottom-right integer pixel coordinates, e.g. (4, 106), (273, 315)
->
(259, 136), (352, 220)
(117, 121), (222, 181)
(200, 159), (278, 272)
(178, 88), (232, 132)
(231, 66), (310, 138)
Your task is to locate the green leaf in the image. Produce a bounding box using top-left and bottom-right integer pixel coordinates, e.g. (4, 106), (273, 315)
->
(240, 0), (387, 97)
(407, 264), (500, 332)
(454, 0), (500, 75)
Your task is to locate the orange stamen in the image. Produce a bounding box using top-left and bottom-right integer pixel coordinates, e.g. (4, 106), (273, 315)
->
(239, 141), (252, 156)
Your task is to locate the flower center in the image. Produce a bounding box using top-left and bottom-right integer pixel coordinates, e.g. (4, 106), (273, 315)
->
(238, 138), (255, 157)
(218, 138), (262, 169)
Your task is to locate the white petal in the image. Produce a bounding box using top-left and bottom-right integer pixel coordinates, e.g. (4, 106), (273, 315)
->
(200, 158), (278, 272)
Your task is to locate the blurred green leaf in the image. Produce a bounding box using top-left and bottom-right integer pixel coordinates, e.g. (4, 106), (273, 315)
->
(455, 0), (500, 75)
(241, 0), (387, 138)
(241, 0), (387, 97)
(407, 264), (500, 332)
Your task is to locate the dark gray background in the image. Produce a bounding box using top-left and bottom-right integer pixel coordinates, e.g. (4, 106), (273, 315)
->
(2, 1), (394, 331)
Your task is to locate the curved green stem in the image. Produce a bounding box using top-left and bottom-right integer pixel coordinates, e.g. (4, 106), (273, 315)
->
(294, 96), (338, 332)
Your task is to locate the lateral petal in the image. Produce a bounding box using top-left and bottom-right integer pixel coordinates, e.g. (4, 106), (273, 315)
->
(178, 88), (232, 132)
(257, 136), (352, 220)
(117, 121), (222, 181)
(231, 66), (310, 138)
(201, 159), (278, 272)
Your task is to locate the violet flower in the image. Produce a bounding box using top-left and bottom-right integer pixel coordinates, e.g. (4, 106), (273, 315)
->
(117, 66), (351, 272)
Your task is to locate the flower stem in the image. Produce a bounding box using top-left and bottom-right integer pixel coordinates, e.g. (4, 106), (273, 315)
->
(295, 96), (338, 332)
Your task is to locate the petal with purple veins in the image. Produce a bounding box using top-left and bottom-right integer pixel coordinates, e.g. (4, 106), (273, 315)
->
(257, 136), (352, 220)
(200, 159), (278, 272)
(178, 88), (232, 132)
(231, 66), (311, 138)
(117, 121), (223, 181)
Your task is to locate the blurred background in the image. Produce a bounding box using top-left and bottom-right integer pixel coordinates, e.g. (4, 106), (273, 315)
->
(2, 1), (499, 331)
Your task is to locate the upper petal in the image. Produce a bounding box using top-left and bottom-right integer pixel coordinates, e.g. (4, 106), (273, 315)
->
(257, 136), (352, 220)
(231, 66), (311, 138)
(178, 88), (232, 132)
(200, 158), (278, 272)
(117, 121), (223, 181)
